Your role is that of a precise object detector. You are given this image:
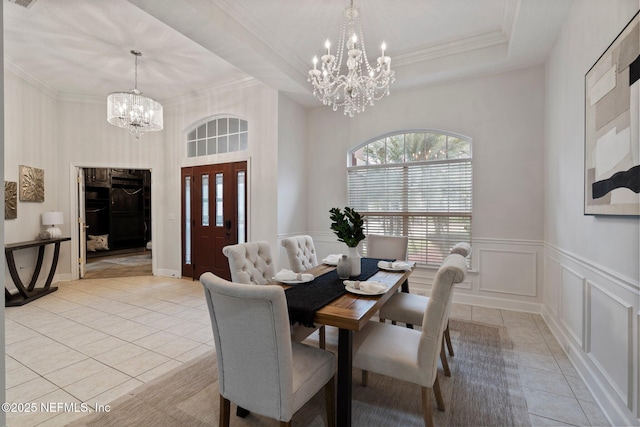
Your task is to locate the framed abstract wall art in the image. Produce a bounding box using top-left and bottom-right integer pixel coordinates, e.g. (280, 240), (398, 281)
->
(19, 165), (44, 202)
(585, 11), (640, 216)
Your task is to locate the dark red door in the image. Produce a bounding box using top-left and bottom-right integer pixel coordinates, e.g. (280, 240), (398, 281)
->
(182, 162), (247, 279)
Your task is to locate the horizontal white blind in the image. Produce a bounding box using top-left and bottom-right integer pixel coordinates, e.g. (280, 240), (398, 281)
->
(349, 159), (472, 266)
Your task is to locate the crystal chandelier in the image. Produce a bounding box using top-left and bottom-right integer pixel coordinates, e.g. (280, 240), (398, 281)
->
(308, 0), (395, 117)
(107, 50), (163, 141)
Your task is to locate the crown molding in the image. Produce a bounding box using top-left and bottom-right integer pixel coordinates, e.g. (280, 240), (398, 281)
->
(4, 56), (59, 99)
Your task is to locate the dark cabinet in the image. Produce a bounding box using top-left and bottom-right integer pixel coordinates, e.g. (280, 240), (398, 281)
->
(84, 168), (151, 254)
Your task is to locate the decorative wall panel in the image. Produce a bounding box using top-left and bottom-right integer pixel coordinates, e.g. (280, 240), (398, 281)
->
(5, 181), (17, 219)
(19, 165), (44, 202)
(560, 265), (585, 348)
(587, 281), (633, 408)
(544, 255), (561, 316)
(478, 249), (537, 296)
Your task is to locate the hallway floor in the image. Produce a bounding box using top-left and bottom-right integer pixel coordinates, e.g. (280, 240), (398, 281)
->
(5, 276), (610, 426)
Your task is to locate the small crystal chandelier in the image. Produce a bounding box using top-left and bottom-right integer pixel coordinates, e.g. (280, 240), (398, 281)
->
(107, 50), (163, 140)
(308, 0), (395, 117)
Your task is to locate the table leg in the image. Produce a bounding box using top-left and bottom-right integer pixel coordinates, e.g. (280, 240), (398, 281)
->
(337, 328), (353, 427)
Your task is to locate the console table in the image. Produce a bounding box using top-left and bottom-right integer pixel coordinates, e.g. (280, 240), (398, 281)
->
(5, 237), (71, 307)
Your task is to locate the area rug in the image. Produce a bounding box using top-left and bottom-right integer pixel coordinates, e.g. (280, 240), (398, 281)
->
(70, 319), (530, 426)
(84, 254), (152, 279)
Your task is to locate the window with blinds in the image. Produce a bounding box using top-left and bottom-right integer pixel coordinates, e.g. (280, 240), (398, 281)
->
(348, 131), (472, 266)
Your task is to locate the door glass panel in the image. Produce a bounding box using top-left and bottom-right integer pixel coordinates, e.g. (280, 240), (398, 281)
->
(215, 173), (224, 227)
(185, 176), (192, 264)
(237, 171), (246, 243)
(202, 174), (209, 226)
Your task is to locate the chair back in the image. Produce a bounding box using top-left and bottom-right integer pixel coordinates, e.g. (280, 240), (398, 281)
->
(281, 235), (318, 273)
(450, 241), (472, 257)
(418, 254), (467, 384)
(200, 272), (295, 419)
(367, 234), (408, 260)
(222, 241), (275, 285)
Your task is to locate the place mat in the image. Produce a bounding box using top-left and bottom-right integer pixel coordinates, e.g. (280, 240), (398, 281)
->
(285, 257), (390, 327)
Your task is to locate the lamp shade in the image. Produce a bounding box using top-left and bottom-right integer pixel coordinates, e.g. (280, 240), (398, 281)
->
(42, 211), (63, 226)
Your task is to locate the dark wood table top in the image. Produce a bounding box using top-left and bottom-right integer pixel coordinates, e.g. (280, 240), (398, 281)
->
(5, 237), (71, 252)
(278, 261), (413, 331)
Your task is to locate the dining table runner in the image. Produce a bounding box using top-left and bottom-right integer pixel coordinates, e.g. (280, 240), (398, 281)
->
(285, 257), (390, 327)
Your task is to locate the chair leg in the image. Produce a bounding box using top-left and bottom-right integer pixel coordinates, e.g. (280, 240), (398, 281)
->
(379, 317), (386, 323)
(433, 375), (445, 412)
(362, 370), (368, 386)
(444, 322), (454, 356)
(325, 375), (335, 427)
(236, 406), (250, 417)
(219, 395), (230, 427)
(319, 325), (326, 349)
(421, 386), (434, 427)
(401, 279), (410, 293)
(440, 342), (451, 377)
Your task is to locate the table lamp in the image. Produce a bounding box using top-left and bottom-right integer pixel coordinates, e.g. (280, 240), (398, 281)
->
(42, 211), (63, 238)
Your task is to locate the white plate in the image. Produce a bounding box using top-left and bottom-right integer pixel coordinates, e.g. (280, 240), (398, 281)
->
(276, 277), (313, 284)
(344, 283), (389, 296)
(377, 265), (409, 272)
(322, 260), (338, 266)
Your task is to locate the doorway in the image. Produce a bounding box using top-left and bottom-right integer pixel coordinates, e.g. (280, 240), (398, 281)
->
(182, 161), (247, 280)
(79, 167), (152, 278)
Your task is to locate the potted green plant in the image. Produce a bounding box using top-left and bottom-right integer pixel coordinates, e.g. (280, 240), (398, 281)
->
(329, 207), (365, 275)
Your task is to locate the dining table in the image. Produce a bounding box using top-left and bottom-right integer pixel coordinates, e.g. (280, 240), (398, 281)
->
(276, 257), (415, 427)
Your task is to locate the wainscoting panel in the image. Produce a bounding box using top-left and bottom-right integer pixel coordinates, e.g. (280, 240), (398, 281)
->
(478, 249), (537, 296)
(544, 255), (561, 317)
(560, 265), (585, 348)
(543, 244), (639, 427)
(587, 281), (634, 409)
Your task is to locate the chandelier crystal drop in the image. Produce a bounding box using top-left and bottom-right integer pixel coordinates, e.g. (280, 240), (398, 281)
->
(107, 50), (163, 141)
(308, 0), (395, 117)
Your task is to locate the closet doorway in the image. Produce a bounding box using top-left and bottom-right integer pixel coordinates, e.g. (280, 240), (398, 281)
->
(79, 167), (152, 279)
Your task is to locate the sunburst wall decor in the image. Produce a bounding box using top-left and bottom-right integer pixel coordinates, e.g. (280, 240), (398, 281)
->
(5, 181), (17, 219)
(19, 165), (44, 202)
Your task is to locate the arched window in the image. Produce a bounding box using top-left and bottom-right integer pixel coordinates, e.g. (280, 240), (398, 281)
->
(348, 130), (472, 266)
(187, 116), (248, 158)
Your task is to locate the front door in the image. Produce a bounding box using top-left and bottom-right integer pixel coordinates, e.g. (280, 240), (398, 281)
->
(182, 161), (247, 279)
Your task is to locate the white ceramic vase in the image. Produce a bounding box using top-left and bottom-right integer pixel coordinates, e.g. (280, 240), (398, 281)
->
(347, 246), (361, 277)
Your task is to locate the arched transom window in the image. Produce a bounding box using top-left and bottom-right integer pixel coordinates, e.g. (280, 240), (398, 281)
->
(187, 116), (248, 158)
(348, 130), (472, 266)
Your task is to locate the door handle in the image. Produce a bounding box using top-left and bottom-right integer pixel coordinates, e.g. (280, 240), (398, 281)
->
(225, 220), (231, 229)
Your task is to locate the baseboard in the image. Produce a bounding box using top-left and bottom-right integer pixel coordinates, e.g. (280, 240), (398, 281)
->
(155, 268), (181, 279)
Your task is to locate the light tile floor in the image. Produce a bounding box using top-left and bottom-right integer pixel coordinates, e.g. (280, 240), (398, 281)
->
(4, 276), (610, 426)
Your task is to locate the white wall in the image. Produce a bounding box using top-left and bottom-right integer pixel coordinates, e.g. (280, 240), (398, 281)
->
(3, 69), (66, 291)
(276, 92), (308, 269)
(1, 4), (7, 423)
(163, 80), (280, 275)
(4, 71), (281, 284)
(306, 66), (546, 311)
(544, 1), (640, 425)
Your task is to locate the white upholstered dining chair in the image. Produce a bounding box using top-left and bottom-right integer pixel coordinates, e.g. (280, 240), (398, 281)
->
(281, 235), (319, 273)
(200, 273), (335, 427)
(367, 234), (410, 293)
(353, 253), (468, 427)
(222, 241), (326, 349)
(378, 242), (472, 376)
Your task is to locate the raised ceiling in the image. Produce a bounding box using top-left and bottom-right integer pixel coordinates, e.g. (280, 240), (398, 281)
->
(4, 0), (574, 106)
